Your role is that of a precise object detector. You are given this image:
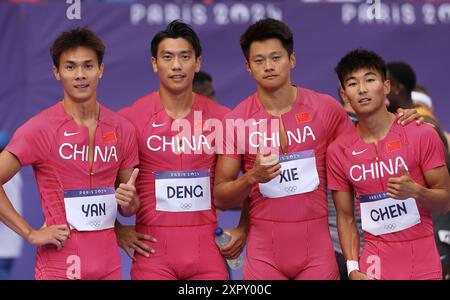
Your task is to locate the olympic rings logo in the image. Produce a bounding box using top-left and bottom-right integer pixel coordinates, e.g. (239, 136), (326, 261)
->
(180, 202), (193, 209)
(384, 223), (397, 231)
(284, 186), (297, 193)
(89, 220), (101, 228)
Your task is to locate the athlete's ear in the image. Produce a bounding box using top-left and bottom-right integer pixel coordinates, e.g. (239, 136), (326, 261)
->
(339, 86), (350, 104)
(98, 63), (104, 79)
(290, 52), (296, 69)
(384, 79), (391, 96)
(246, 60), (252, 75)
(52, 65), (60, 81)
(151, 56), (158, 73)
(195, 55), (202, 73)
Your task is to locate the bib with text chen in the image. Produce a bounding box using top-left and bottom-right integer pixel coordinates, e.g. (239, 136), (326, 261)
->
(360, 192), (421, 236)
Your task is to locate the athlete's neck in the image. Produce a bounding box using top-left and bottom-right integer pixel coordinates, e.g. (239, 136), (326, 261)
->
(357, 108), (396, 143)
(158, 86), (195, 119)
(62, 97), (99, 126)
(257, 84), (297, 117)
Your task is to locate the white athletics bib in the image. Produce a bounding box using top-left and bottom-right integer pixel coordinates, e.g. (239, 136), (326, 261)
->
(64, 187), (117, 231)
(360, 192), (421, 236)
(259, 150), (319, 198)
(155, 169), (211, 212)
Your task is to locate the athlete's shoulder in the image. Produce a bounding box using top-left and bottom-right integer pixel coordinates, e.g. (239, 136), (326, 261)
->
(328, 126), (358, 153)
(99, 104), (135, 133)
(298, 86), (342, 110)
(119, 92), (159, 116)
(225, 92), (258, 120)
(403, 119), (439, 140)
(21, 102), (67, 131)
(133, 92), (160, 109)
(194, 94), (231, 118)
(417, 120), (438, 133)
(10, 103), (65, 151)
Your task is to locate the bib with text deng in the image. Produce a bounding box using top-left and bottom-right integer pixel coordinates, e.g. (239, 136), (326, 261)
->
(360, 192), (421, 236)
(155, 169), (211, 212)
(64, 188), (117, 231)
(259, 150), (319, 199)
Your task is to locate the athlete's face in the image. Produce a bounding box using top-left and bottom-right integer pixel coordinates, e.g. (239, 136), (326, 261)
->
(152, 38), (201, 94)
(53, 47), (104, 104)
(340, 67), (390, 116)
(246, 38), (295, 91)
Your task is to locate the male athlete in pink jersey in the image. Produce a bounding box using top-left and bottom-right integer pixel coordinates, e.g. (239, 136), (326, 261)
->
(116, 20), (248, 280)
(214, 19), (423, 280)
(0, 28), (139, 280)
(328, 49), (450, 279)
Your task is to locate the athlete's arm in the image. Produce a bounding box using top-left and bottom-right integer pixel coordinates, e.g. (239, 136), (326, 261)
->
(116, 168), (140, 217)
(214, 153), (281, 209)
(0, 151), (69, 250)
(332, 190), (367, 280)
(220, 199), (250, 259)
(388, 165), (450, 213)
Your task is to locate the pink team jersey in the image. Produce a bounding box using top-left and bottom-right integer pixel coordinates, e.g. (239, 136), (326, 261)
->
(119, 92), (230, 227)
(224, 86), (352, 221)
(6, 101), (139, 279)
(327, 118), (446, 242)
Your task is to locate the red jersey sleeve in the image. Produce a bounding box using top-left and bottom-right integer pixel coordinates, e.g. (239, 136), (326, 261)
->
(5, 117), (50, 166)
(117, 106), (136, 128)
(221, 112), (243, 161)
(119, 120), (139, 171)
(321, 95), (353, 143)
(326, 142), (352, 191)
(416, 124), (446, 172)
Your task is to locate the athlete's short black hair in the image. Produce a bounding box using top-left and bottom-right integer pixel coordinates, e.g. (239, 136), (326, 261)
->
(387, 62), (417, 94)
(50, 27), (105, 69)
(193, 71), (212, 85)
(240, 18), (293, 62)
(335, 49), (387, 88)
(151, 20), (202, 59)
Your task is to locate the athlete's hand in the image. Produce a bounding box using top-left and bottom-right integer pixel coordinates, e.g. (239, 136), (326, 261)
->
(349, 270), (369, 280)
(115, 223), (156, 261)
(247, 150), (281, 185)
(219, 228), (247, 260)
(116, 168), (139, 211)
(387, 165), (420, 200)
(27, 224), (70, 251)
(397, 108), (424, 126)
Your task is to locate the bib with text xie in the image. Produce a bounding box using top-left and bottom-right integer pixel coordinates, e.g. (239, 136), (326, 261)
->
(259, 150), (319, 199)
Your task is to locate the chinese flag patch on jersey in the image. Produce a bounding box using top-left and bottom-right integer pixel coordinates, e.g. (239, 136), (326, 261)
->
(296, 112), (311, 123)
(102, 132), (117, 143)
(386, 140), (401, 152)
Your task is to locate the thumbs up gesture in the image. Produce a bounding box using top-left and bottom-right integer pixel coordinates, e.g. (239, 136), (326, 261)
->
(116, 168), (140, 216)
(387, 164), (420, 200)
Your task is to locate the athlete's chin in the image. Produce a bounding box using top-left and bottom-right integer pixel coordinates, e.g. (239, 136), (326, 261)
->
(165, 84), (191, 94)
(68, 93), (95, 103)
(259, 81), (284, 92)
(354, 107), (376, 117)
